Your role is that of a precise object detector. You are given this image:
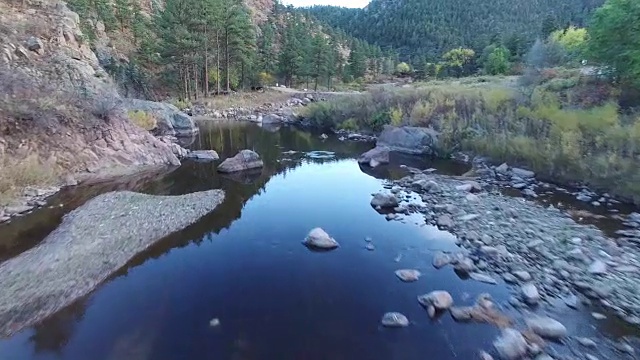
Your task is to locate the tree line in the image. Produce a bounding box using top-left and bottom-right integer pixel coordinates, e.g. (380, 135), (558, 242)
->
(65, 0), (400, 100)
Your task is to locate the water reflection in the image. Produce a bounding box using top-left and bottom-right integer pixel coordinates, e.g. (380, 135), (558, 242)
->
(1, 122), (638, 360)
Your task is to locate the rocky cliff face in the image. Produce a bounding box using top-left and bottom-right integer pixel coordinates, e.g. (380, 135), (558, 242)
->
(0, 0), (179, 182)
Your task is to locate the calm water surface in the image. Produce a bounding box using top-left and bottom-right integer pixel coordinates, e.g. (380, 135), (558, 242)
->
(0, 122), (636, 359)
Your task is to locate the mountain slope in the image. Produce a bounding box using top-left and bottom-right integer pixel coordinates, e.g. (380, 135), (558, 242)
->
(307, 0), (605, 61)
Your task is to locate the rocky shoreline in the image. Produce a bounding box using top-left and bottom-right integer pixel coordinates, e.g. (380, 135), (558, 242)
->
(371, 165), (639, 358)
(0, 189), (225, 337)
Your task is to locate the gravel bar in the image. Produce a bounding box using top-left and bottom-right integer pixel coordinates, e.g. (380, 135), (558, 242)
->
(0, 189), (225, 337)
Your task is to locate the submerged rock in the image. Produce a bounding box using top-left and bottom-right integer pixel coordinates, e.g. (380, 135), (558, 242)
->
(217, 150), (264, 173)
(381, 312), (409, 327)
(432, 251), (451, 268)
(370, 193), (399, 208)
(0, 190), (225, 337)
(395, 269), (421, 282)
(303, 228), (339, 250)
(493, 328), (527, 360)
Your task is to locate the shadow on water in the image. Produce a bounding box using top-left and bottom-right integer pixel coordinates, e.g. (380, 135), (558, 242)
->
(0, 121), (639, 359)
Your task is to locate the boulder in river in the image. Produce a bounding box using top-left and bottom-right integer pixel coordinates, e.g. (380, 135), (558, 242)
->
(381, 312), (409, 327)
(521, 283), (541, 305)
(525, 316), (568, 339)
(493, 328), (528, 360)
(185, 150), (219, 161)
(377, 125), (439, 155)
(358, 147), (390, 168)
(303, 228), (339, 250)
(395, 269), (421, 282)
(0, 190), (225, 337)
(217, 150), (264, 173)
(418, 290), (454, 310)
(370, 193), (399, 208)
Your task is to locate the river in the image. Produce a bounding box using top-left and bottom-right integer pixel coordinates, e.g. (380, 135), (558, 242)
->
(0, 121), (637, 359)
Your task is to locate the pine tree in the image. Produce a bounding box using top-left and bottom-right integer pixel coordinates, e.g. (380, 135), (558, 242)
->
(347, 40), (367, 79)
(114, 0), (132, 30)
(95, 0), (117, 32)
(221, 0), (255, 92)
(311, 34), (329, 91)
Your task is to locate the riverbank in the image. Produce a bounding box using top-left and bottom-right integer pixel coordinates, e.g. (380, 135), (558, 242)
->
(382, 166), (639, 357)
(0, 189), (225, 337)
(301, 73), (640, 205)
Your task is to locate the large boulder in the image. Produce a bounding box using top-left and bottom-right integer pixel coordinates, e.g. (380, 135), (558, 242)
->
(370, 192), (399, 208)
(124, 99), (198, 136)
(358, 146), (390, 168)
(377, 126), (439, 155)
(262, 114), (283, 124)
(303, 228), (339, 250)
(185, 150), (219, 161)
(217, 150), (264, 173)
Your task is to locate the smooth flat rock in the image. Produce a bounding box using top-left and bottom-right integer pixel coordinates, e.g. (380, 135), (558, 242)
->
(358, 146), (390, 167)
(418, 291), (454, 310)
(185, 150), (219, 161)
(494, 328), (527, 360)
(217, 150), (264, 173)
(521, 283), (541, 305)
(0, 190), (225, 337)
(469, 272), (498, 284)
(381, 312), (409, 327)
(525, 316), (568, 339)
(303, 228), (339, 250)
(395, 269), (421, 282)
(371, 193), (399, 208)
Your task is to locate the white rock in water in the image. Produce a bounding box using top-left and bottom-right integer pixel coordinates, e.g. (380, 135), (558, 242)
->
(395, 269), (421, 282)
(381, 312), (409, 327)
(588, 260), (607, 275)
(512, 271), (532, 282)
(418, 290), (454, 310)
(525, 316), (568, 339)
(521, 283), (540, 304)
(493, 328), (527, 360)
(370, 193), (398, 208)
(469, 272), (497, 285)
(209, 318), (221, 327)
(303, 228), (339, 250)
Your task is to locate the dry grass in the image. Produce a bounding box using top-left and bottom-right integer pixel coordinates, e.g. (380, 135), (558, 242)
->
(199, 90), (293, 110)
(0, 154), (59, 206)
(128, 110), (157, 131)
(303, 75), (640, 203)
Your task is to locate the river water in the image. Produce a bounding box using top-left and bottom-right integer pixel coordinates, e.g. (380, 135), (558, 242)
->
(0, 122), (637, 359)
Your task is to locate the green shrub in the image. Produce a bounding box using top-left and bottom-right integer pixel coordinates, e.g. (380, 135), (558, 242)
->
(389, 106), (403, 126)
(302, 81), (640, 203)
(339, 118), (359, 131)
(171, 99), (192, 110)
(128, 110), (157, 131)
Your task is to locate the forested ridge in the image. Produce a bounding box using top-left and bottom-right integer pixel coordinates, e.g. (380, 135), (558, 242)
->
(63, 0), (399, 99)
(306, 0), (605, 62)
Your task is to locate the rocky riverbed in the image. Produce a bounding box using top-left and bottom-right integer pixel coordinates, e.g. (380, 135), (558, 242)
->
(372, 166), (640, 358)
(0, 189), (225, 337)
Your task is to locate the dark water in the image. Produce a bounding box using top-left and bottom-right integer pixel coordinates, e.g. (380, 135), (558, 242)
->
(0, 122), (636, 359)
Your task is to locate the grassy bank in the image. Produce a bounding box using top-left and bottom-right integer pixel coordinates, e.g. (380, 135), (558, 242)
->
(302, 73), (640, 203)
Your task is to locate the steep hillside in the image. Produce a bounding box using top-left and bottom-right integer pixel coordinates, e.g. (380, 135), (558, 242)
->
(307, 0), (605, 61)
(0, 0), (179, 204)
